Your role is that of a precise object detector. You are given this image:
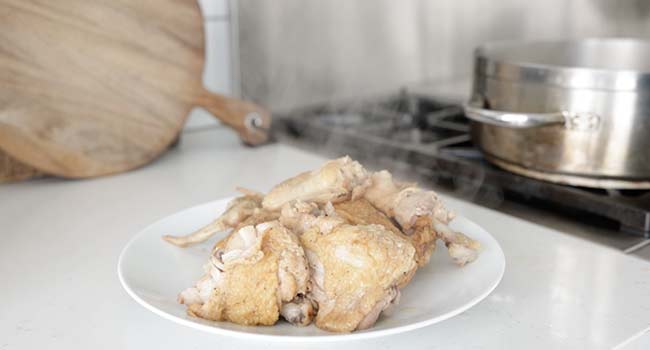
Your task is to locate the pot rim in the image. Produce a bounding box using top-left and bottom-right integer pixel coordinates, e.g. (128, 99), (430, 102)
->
(476, 38), (650, 91)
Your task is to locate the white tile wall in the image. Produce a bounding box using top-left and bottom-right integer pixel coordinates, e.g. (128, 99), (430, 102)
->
(203, 20), (232, 95)
(198, 0), (229, 18)
(186, 0), (234, 130)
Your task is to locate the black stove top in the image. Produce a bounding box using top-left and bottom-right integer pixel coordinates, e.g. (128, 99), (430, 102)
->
(273, 91), (650, 237)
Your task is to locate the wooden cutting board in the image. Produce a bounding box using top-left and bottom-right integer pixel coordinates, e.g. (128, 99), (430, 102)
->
(0, 0), (270, 179)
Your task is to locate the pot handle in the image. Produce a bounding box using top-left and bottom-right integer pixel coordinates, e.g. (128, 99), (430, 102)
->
(463, 104), (600, 131)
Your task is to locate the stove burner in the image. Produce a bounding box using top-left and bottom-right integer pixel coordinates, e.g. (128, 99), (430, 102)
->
(274, 91), (650, 237)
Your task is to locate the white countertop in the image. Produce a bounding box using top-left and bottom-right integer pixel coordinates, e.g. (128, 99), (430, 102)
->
(2, 127), (650, 350)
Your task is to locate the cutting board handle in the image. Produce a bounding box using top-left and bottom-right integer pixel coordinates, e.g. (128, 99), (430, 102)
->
(195, 89), (271, 145)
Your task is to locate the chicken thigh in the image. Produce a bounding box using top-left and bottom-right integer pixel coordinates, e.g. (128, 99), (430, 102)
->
(178, 221), (313, 326)
(301, 223), (417, 332)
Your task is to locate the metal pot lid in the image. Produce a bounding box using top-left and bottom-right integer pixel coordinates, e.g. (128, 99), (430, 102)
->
(475, 38), (650, 91)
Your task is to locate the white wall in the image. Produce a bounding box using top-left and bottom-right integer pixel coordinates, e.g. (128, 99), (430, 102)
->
(237, 0), (650, 111)
(185, 0), (235, 130)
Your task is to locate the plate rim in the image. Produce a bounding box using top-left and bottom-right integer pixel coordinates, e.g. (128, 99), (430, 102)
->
(117, 198), (506, 342)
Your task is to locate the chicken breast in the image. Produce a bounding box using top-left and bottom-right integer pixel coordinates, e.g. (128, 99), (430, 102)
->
(301, 224), (417, 332)
(179, 221), (313, 326)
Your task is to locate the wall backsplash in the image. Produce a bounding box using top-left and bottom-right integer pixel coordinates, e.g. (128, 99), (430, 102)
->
(236, 0), (650, 111)
(185, 0), (233, 130)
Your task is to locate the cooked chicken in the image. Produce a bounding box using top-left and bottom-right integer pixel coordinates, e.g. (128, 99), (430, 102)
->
(333, 198), (435, 267)
(364, 170), (480, 266)
(178, 221), (312, 326)
(166, 156), (481, 332)
(280, 295), (316, 326)
(262, 156), (371, 211)
(279, 200), (346, 235)
(333, 198), (402, 236)
(301, 224), (417, 332)
(163, 193), (264, 247)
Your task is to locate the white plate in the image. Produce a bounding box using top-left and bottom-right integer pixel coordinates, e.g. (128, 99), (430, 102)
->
(118, 198), (505, 342)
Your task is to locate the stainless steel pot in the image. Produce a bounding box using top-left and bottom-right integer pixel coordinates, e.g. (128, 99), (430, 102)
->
(464, 38), (650, 189)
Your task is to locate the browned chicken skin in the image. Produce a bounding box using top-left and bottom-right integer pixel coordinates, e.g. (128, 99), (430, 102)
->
(334, 198), (436, 267)
(301, 224), (417, 332)
(165, 156), (481, 332)
(179, 221), (312, 326)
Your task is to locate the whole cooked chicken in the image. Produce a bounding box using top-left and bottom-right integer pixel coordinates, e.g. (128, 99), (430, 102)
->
(164, 156), (481, 332)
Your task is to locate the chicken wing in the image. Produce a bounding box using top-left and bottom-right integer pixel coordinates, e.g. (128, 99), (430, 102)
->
(262, 156), (371, 210)
(178, 221), (313, 326)
(364, 170), (480, 266)
(301, 224), (417, 332)
(163, 193), (264, 247)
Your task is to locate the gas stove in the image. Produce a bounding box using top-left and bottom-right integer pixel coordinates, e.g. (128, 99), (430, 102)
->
(273, 90), (650, 238)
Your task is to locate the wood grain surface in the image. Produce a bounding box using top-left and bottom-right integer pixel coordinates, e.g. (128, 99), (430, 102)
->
(0, 0), (270, 179)
(0, 149), (41, 183)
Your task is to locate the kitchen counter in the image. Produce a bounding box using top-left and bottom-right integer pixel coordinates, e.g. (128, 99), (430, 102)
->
(2, 126), (650, 349)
